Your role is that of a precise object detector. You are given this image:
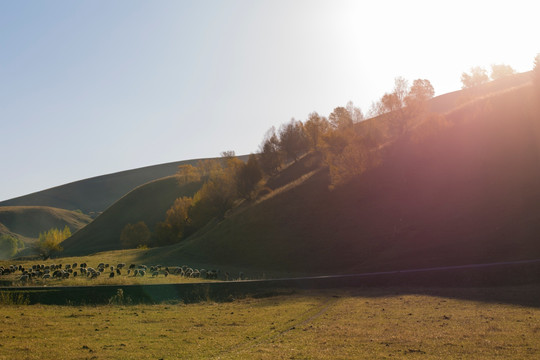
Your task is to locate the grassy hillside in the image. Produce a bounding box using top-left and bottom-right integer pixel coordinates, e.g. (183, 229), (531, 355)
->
(60, 176), (202, 255)
(153, 83), (540, 274)
(0, 158), (212, 214)
(0, 206), (92, 243)
(57, 73), (540, 276)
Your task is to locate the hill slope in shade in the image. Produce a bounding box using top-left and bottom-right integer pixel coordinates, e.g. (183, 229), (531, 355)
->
(0, 158), (210, 214)
(60, 176), (202, 255)
(0, 206), (92, 243)
(155, 84), (540, 274)
(56, 73), (540, 275)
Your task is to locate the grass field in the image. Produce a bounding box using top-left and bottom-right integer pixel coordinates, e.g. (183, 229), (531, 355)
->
(0, 285), (539, 359)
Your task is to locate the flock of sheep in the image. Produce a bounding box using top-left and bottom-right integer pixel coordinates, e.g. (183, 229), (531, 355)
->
(0, 262), (244, 283)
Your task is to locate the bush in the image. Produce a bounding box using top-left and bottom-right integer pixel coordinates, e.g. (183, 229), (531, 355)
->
(120, 222), (151, 249)
(0, 235), (24, 260)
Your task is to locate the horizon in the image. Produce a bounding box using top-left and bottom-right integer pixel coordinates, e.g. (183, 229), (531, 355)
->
(1, 0), (538, 201)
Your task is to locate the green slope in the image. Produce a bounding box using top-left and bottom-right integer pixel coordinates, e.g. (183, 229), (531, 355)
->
(0, 158), (209, 214)
(60, 176), (202, 255)
(0, 206), (92, 243)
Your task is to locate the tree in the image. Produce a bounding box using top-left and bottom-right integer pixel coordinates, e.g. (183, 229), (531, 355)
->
(192, 172), (237, 221)
(0, 234), (24, 260)
(346, 101), (364, 123)
(258, 127), (282, 175)
(381, 92), (402, 113)
(236, 154), (262, 200)
(196, 159), (223, 181)
(37, 226), (70, 258)
(120, 222), (151, 249)
(461, 66), (489, 89)
(378, 77), (410, 135)
(221, 150), (243, 173)
(490, 63), (516, 80)
(405, 79), (435, 115)
(160, 197), (193, 244)
(367, 99), (385, 118)
(278, 118), (309, 162)
(328, 106), (353, 130)
(177, 164), (200, 185)
(407, 79), (435, 103)
(304, 112), (329, 150)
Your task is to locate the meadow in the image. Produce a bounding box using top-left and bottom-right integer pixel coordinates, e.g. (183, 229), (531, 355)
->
(0, 285), (539, 359)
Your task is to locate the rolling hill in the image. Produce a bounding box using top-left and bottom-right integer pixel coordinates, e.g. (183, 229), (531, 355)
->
(0, 158), (211, 215)
(0, 206), (92, 244)
(60, 176), (202, 255)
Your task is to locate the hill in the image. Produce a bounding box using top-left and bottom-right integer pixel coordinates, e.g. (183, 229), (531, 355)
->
(152, 83), (540, 274)
(56, 73), (540, 276)
(60, 176), (202, 255)
(0, 158), (210, 215)
(0, 206), (92, 244)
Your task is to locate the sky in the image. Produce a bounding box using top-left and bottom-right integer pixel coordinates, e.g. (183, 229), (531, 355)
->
(1, 0), (538, 201)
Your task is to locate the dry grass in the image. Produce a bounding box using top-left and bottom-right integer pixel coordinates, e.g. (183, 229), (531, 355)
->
(0, 285), (539, 359)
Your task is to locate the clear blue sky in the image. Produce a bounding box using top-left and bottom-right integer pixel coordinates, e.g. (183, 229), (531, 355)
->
(1, 0), (537, 201)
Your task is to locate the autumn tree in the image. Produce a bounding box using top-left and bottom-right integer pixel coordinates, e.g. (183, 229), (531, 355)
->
(461, 66), (489, 89)
(196, 159), (223, 181)
(405, 79), (435, 115)
(490, 63), (516, 80)
(120, 221), (151, 249)
(37, 226), (70, 258)
(378, 77), (410, 135)
(346, 101), (364, 123)
(258, 127), (282, 175)
(177, 164), (200, 185)
(155, 196), (193, 245)
(328, 106), (353, 130)
(220, 150), (244, 173)
(192, 173), (236, 222)
(236, 154), (262, 200)
(278, 118), (309, 162)
(304, 112), (329, 151)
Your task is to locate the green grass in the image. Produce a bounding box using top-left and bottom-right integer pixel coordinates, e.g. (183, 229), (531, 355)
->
(0, 285), (538, 359)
